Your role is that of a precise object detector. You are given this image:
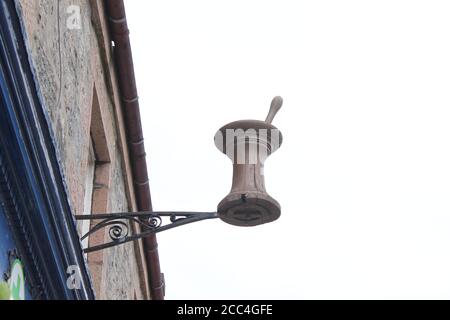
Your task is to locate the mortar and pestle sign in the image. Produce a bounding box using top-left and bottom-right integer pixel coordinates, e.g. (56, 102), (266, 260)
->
(214, 96), (283, 227)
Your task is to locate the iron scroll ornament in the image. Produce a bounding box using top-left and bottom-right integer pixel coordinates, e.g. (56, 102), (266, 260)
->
(75, 211), (218, 253)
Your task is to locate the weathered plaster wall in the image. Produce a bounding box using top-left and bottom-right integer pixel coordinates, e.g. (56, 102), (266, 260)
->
(16, 0), (145, 300)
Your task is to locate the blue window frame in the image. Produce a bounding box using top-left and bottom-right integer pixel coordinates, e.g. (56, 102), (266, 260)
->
(0, 0), (94, 299)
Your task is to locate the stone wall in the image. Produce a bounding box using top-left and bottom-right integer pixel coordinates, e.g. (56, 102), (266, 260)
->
(16, 0), (147, 300)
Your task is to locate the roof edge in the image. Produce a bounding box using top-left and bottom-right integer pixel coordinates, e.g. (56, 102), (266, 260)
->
(103, 0), (164, 300)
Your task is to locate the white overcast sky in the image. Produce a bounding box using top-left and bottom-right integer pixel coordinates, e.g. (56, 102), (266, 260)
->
(125, 1), (450, 299)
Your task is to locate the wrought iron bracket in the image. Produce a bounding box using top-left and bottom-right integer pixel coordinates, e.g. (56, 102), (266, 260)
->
(75, 211), (219, 253)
